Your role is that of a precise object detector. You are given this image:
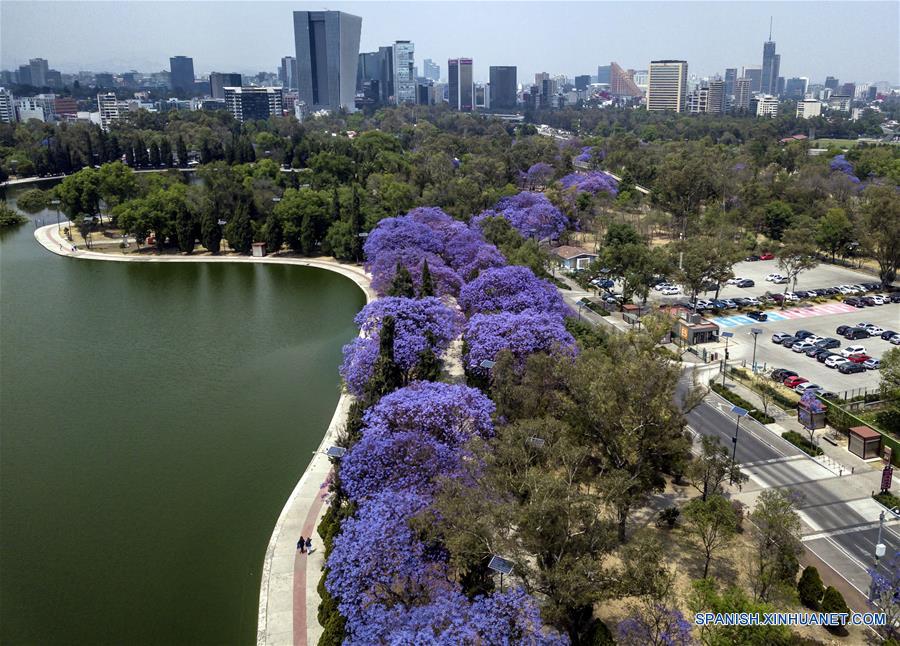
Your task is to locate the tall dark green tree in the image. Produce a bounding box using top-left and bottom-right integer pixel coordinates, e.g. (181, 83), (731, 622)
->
(364, 316), (403, 400)
(159, 139), (173, 167)
(176, 136), (188, 167)
(388, 263), (415, 297)
(225, 203), (253, 254)
(265, 211), (284, 255)
(200, 208), (222, 254)
(174, 205), (196, 254)
(349, 184), (362, 261)
(419, 259), (435, 297)
(300, 212), (316, 255)
(149, 141), (161, 167)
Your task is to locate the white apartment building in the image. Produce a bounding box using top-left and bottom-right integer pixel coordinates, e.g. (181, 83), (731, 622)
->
(98, 92), (121, 130)
(796, 99), (822, 119)
(755, 94), (779, 117)
(0, 88), (15, 123)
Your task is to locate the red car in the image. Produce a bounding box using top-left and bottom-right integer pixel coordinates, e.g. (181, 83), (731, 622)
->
(759, 252), (774, 260)
(784, 376), (809, 389)
(848, 354), (871, 364)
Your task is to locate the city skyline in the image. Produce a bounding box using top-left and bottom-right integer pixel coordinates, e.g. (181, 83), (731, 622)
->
(1, 1), (897, 85)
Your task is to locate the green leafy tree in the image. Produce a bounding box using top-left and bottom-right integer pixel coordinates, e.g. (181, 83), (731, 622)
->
(859, 184), (900, 287)
(686, 435), (745, 502)
(821, 586), (850, 633)
(776, 219), (819, 305)
(682, 495), (738, 578)
(749, 489), (802, 602)
(98, 161), (138, 221)
(225, 203), (253, 254)
(797, 565), (825, 610)
(816, 207), (855, 261)
(689, 578), (794, 645)
(762, 200), (794, 241)
(0, 203), (27, 228)
(15, 188), (48, 213)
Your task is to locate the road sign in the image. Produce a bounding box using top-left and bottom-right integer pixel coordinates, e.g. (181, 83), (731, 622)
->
(731, 405), (749, 417)
(721, 332), (734, 338)
(882, 466), (893, 492)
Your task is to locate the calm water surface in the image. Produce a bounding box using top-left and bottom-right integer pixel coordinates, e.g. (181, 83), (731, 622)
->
(0, 185), (365, 644)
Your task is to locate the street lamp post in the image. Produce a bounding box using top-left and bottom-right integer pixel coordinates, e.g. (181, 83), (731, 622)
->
(729, 405), (749, 484)
(869, 511), (887, 600)
(750, 327), (763, 374)
(721, 331), (733, 388)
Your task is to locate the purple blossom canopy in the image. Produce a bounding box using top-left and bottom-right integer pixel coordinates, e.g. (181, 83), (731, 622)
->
(473, 192), (568, 241)
(458, 265), (570, 318)
(339, 297), (464, 396)
(830, 154), (855, 176)
(525, 162), (554, 187)
(558, 171), (619, 197)
(463, 311), (577, 373)
(617, 606), (693, 646)
(363, 216), (443, 264)
(362, 381), (496, 445)
(326, 489), (455, 632)
(368, 248), (462, 297)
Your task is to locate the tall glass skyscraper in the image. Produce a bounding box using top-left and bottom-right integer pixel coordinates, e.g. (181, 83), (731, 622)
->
(448, 58), (473, 111)
(293, 10), (362, 112)
(392, 41), (416, 104)
(761, 40), (780, 95)
(169, 56), (195, 95)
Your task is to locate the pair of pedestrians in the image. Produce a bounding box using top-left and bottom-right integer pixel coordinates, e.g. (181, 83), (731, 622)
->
(296, 536), (313, 554)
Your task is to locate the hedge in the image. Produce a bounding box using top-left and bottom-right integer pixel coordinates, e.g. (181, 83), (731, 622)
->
(709, 382), (775, 424)
(781, 430), (824, 456)
(874, 491), (900, 510)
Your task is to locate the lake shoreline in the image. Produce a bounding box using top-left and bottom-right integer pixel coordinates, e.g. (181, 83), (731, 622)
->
(33, 223), (375, 646)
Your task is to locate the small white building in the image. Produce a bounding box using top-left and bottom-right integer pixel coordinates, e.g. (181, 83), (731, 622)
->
(796, 99), (822, 119)
(755, 94), (779, 117)
(553, 246), (597, 271)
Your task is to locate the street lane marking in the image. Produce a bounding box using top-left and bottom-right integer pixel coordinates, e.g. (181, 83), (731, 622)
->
(803, 519), (900, 542)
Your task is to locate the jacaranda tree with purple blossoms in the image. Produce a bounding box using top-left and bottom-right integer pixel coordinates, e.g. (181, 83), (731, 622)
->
(463, 310), (576, 375)
(473, 191), (568, 241)
(458, 265), (570, 318)
(558, 171), (619, 197)
(340, 297), (462, 396)
(868, 550), (900, 640)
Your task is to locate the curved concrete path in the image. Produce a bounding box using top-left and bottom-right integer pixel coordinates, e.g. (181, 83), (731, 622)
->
(34, 224), (375, 646)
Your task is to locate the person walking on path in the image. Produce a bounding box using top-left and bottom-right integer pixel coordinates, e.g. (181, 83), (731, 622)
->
(297, 536), (306, 553)
(305, 537), (312, 554)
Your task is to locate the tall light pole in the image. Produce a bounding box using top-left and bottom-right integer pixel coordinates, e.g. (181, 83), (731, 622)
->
(870, 511), (887, 601)
(51, 199), (61, 234)
(750, 327), (763, 374)
(729, 405), (749, 484)
(721, 331), (733, 388)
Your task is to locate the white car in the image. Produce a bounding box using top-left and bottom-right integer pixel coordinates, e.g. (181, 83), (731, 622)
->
(792, 341), (816, 353)
(654, 282), (674, 292)
(743, 297), (761, 306)
(660, 286), (680, 295)
(795, 382), (822, 394)
(890, 335), (900, 346)
(726, 277), (744, 285)
(841, 345), (867, 358)
(772, 276), (789, 284)
(784, 292), (800, 302)
(838, 285), (860, 295)
(765, 273), (783, 282)
(825, 355), (849, 368)
(868, 326), (885, 335)
(863, 358), (881, 370)
(870, 295), (888, 305)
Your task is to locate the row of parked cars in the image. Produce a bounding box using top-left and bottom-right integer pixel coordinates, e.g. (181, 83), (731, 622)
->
(771, 325), (895, 372)
(770, 368), (838, 398)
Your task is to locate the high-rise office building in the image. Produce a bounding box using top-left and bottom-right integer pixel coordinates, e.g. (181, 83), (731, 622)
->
(824, 76), (840, 91)
(796, 99), (821, 118)
(29, 58), (49, 87)
(761, 37), (779, 94)
(224, 86), (284, 123)
(724, 68), (738, 98)
(357, 46), (393, 105)
(783, 77), (808, 100)
(734, 77), (752, 112)
(98, 92), (121, 130)
(489, 66), (517, 110)
(447, 58), (473, 111)
(708, 79), (726, 114)
(16, 64), (32, 86)
(646, 60), (688, 112)
(209, 72), (242, 100)
(743, 66), (762, 93)
(392, 41), (415, 104)
(169, 56), (195, 94)
(840, 82), (856, 99)
(687, 87), (709, 114)
(293, 10), (362, 112)
(94, 73), (114, 88)
(423, 58), (440, 81)
(596, 65), (611, 84)
(775, 74), (784, 96)
(0, 88), (15, 123)
(867, 85), (878, 102)
(416, 81), (436, 105)
(279, 56), (296, 89)
(574, 75), (591, 90)
(609, 62), (642, 97)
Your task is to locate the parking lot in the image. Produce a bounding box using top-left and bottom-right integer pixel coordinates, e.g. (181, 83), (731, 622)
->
(722, 303), (898, 395)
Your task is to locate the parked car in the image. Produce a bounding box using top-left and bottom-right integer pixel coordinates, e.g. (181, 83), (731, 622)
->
(736, 279), (755, 288)
(815, 338), (841, 350)
(805, 345), (824, 358)
(652, 282), (674, 291)
(891, 334), (900, 345)
(781, 336), (799, 348)
(743, 297), (761, 306)
(795, 382), (822, 395)
(825, 355), (849, 369)
(867, 326), (885, 336)
(795, 290), (811, 299)
(819, 391), (839, 400)
(711, 300), (730, 309)
(864, 358), (881, 370)
(816, 351), (837, 363)
(772, 276), (789, 284)
(765, 273), (782, 282)
(592, 278), (615, 289)
(792, 341), (816, 353)
(747, 310), (768, 321)
(771, 332), (792, 344)
(839, 362), (866, 374)
(880, 330), (898, 341)
(863, 282), (882, 291)
(841, 345), (867, 358)
(891, 293), (900, 303)
(726, 277), (744, 285)
(660, 286), (680, 295)
(869, 295), (888, 305)
(843, 297), (865, 307)
(759, 252), (774, 260)
(784, 376), (809, 389)
(794, 330), (814, 340)
(861, 296), (879, 306)
(847, 354), (872, 364)
(843, 328), (870, 340)
(771, 368), (797, 381)
(733, 297), (751, 307)
(836, 325), (851, 336)
(745, 255), (760, 262)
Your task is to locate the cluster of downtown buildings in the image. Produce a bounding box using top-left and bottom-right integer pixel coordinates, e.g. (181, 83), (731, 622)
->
(1, 12), (893, 131)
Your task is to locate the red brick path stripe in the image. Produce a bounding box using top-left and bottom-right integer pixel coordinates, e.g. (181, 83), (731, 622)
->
(292, 471), (332, 646)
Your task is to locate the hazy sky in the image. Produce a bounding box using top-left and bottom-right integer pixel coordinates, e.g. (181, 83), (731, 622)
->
(2, 1), (897, 85)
